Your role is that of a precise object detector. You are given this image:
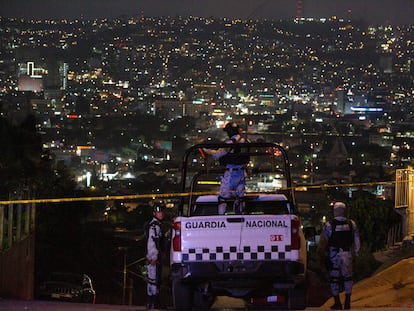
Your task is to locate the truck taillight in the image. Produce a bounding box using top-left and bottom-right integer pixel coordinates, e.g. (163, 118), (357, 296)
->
(172, 221), (181, 251)
(291, 218), (301, 250)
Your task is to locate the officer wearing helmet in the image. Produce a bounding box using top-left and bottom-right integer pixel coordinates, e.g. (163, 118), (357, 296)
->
(146, 203), (165, 309)
(322, 202), (360, 310)
(203, 122), (249, 214)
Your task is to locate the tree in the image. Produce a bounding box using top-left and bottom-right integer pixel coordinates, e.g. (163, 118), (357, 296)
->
(347, 193), (401, 252)
(0, 115), (43, 196)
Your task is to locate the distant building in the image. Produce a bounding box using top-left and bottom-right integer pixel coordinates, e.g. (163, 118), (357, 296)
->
(153, 99), (212, 118)
(325, 138), (349, 168)
(30, 98), (62, 116)
(344, 91), (385, 115)
(17, 61), (45, 92)
(379, 54), (393, 74)
(17, 60), (68, 98)
(335, 88), (346, 114)
(18, 74), (43, 92)
(43, 60), (68, 91)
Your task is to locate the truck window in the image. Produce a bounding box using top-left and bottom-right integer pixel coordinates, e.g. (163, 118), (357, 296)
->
(192, 203), (218, 216)
(191, 200), (291, 216)
(244, 201), (291, 215)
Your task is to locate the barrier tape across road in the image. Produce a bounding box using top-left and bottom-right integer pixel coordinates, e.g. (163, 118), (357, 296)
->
(0, 181), (394, 205)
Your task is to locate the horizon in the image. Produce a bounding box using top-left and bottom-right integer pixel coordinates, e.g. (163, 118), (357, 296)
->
(0, 0), (413, 25)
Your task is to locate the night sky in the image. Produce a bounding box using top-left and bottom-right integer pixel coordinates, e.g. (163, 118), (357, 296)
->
(0, 0), (413, 24)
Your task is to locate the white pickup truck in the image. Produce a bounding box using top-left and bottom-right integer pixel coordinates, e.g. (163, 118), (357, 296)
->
(170, 142), (307, 311)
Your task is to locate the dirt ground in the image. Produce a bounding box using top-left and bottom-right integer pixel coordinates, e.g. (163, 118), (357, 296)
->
(320, 245), (414, 309)
(348, 258), (414, 308)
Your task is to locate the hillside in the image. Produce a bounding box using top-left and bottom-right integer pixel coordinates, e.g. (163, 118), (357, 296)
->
(322, 245), (414, 309)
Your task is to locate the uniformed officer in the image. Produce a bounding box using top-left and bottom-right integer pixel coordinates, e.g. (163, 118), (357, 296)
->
(203, 122), (249, 214)
(323, 202), (360, 310)
(146, 204), (165, 310)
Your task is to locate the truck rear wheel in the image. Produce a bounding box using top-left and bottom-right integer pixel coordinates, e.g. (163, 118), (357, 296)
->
(172, 278), (193, 311)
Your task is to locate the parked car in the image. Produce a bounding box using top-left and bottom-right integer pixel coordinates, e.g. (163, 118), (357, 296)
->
(37, 272), (96, 303)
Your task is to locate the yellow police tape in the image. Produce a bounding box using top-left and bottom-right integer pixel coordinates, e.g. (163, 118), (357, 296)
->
(0, 180), (395, 206)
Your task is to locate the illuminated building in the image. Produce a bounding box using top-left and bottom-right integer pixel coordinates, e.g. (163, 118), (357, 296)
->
(17, 61), (45, 92)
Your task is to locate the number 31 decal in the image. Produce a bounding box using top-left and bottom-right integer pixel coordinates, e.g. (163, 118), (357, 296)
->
(270, 235), (283, 241)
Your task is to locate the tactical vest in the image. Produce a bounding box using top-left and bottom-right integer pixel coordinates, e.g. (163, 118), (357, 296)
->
(219, 137), (250, 166)
(328, 219), (353, 250)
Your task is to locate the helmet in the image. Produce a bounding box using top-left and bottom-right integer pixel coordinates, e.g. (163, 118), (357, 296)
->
(333, 202), (346, 217)
(223, 122), (241, 137)
(153, 204), (164, 213)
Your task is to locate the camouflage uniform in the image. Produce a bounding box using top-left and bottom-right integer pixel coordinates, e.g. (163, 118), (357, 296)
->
(323, 202), (360, 310)
(146, 207), (164, 309)
(211, 133), (248, 214)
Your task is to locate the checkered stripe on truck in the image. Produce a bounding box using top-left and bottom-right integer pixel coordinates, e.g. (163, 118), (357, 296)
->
(182, 245), (292, 261)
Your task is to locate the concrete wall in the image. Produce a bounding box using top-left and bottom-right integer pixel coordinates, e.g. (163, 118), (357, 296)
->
(0, 234), (35, 300)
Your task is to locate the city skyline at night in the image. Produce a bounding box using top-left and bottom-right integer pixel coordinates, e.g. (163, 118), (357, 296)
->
(1, 0), (413, 25)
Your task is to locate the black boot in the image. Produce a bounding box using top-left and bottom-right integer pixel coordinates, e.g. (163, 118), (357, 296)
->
(146, 295), (155, 310)
(331, 295), (343, 310)
(153, 294), (160, 309)
(344, 294), (351, 310)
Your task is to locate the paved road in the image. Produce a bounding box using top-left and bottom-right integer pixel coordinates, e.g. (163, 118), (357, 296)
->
(0, 299), (413, 311)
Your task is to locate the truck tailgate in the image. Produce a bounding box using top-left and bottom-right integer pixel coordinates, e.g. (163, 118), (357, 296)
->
(241, 214), (296, 260)
(178, 215), (296, 262)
